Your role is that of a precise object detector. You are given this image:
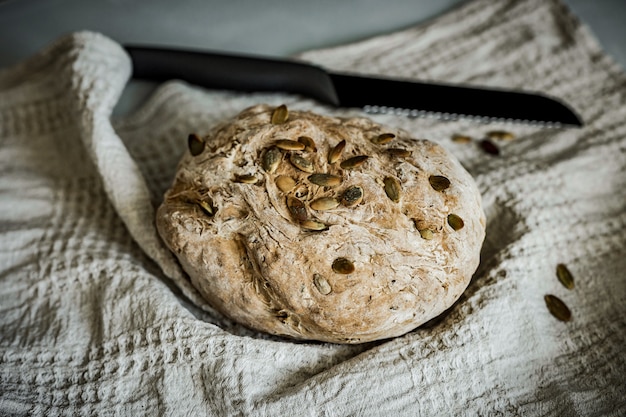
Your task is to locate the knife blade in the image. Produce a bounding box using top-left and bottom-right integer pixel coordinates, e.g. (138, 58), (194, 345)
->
(125, 45), (583, 127)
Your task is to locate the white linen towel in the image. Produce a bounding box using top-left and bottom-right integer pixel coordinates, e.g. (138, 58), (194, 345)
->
(1, 0), (625, 415)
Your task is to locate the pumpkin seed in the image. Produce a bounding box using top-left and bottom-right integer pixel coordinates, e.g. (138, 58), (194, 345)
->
(341, 185), (363, 207)
(328, 140), (346, 164)
(340, 155), (369, 170)
(313, 274), (332, 295)
(287, 196), (307, 221)
(544, 294), (572, 322)
(308, 173), (342, 187)
(429, 175), (451, 192)
(188, 133), (205, 156)
(419, 228), (434, 240)
(271, 104), (288, 124)
(447, 214), (464, 231)
(480, 139), (500, 156)
(234, 174), (258, 184)
(451, 134), (472, 144)
(289, 154), (314, 173)
(262, 147), (282, 173)
(197, 198), (215, 216)
(298, 136), (317, 152)
(275, 139), (305, 151)
(487, 130), (515, 141)
(387, 148), (411, 157)
(275, 175), (296, 192)
(372, 133), (395, 144)
(556, 263), (575, 290)
(310, 197), (340, 211)
(383, 176), (401, 203)
(300, 219), (328, 231)
(332, 258), (355, 274)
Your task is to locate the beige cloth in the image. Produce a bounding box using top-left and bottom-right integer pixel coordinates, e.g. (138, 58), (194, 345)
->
(1, 0), (625, 415)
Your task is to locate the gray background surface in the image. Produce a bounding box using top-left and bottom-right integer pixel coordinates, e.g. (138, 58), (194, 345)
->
(1, 0), (625, 115)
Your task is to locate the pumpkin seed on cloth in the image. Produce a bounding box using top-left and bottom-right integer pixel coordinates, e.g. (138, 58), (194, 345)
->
(544, 294), (572, 322)
(556, 263), (575, 289)
(451, 134), (472, 144)
(479, 139), (500, 156)
(487, 130), (515, 141)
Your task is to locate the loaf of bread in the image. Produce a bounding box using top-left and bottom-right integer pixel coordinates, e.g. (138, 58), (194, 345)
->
(156, 104), (486, 343)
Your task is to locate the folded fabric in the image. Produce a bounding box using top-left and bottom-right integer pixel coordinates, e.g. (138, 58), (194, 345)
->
(1, 0), (625, 415)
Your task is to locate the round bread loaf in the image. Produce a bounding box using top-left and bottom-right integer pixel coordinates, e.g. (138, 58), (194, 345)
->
(156, 104), (486, 343)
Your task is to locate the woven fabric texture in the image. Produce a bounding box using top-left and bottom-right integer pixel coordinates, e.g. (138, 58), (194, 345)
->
(1, 0), (625, 415)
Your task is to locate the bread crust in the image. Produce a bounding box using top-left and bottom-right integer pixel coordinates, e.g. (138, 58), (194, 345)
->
(156, 104), (486, 343)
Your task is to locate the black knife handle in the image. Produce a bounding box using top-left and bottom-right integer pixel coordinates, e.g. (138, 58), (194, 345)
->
(125, 45), (339, 106)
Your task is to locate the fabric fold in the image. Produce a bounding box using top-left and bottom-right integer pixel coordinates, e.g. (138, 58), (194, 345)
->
(1, 0), (625, 415)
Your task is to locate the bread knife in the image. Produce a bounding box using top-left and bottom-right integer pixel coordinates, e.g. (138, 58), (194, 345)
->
(125, 45), (583, 127)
